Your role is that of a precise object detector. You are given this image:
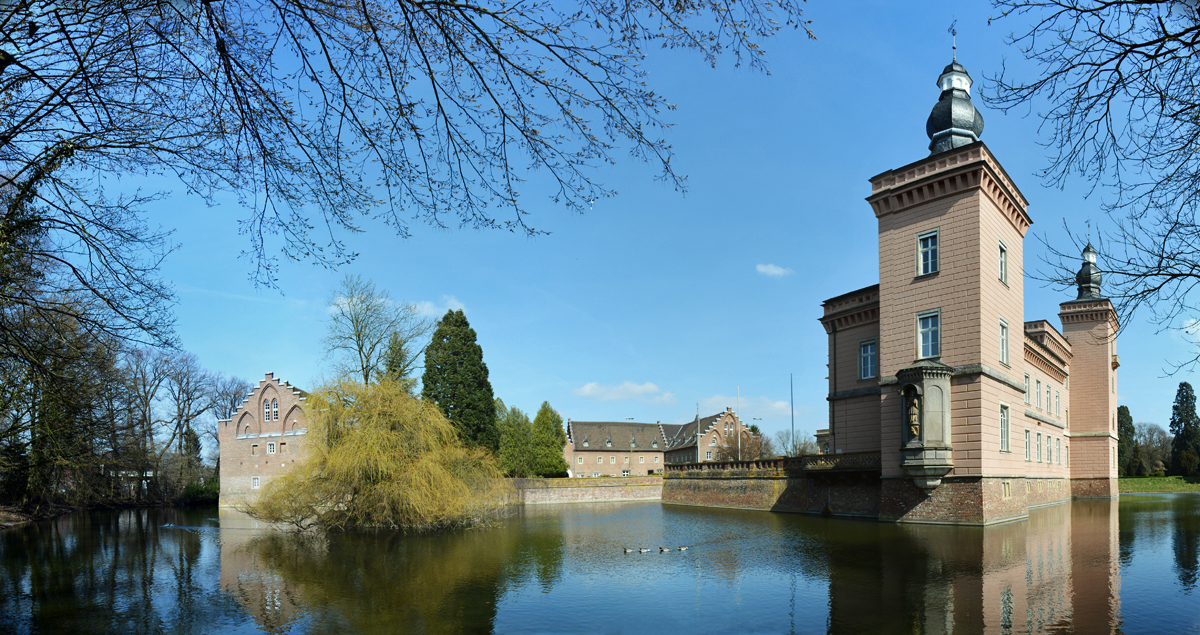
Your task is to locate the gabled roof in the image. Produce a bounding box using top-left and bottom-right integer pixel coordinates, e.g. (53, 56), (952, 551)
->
(567, 421), (666, 451)
(662, 412), (726, 451)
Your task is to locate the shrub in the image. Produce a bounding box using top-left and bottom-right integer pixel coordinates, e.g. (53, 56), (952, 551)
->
(247, 378), (509, 532)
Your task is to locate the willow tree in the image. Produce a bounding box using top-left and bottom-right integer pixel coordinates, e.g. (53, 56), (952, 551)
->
(247, 378), (507, 532)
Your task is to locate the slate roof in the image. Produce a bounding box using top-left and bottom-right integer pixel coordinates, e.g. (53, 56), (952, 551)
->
(567, 421), (666, 451)
(661, 413), (723, 452)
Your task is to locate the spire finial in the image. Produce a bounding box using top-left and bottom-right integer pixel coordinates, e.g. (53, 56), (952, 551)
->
(949, 19), (958, 61)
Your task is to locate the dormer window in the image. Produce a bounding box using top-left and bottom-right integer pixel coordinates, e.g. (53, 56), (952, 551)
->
(605, 439), (611, 447)
(652, 440), (658, 448)
(582, 438), (589, 448)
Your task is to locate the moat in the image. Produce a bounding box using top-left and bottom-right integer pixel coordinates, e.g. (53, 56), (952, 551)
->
(2, 495), (1198, 634)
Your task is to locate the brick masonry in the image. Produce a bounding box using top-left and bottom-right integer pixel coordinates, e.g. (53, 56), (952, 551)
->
(218, 373), (309, 508)
(512, 477), (662, 504)
(663, 464), (1075, 526)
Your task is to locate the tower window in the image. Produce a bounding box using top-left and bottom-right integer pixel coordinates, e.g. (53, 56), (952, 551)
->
(1037, 433), (1043, 462)
(1025, 430), (1031, 461)
(999, 405), (1010, 453)
(918, 230), (939, 275)
(1055, 391), (1061, 416)
(1024, 374), (1031, 404)
(917, 310), (940, 359)
(999, 318), (1010, 365)
(1036, 380), (1042, 409)
(998, 240), (1009, 284)
(859, 339), (877, 379)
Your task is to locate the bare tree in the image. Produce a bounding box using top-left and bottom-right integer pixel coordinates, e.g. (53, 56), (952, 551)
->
(323, 274), (433, 385)
(0, 0), (812, 361)
(161, 353), (212, 485)
(988, 1), (1200, 368)
(206, 372), (252, 477)
(773, 429), (817, 457)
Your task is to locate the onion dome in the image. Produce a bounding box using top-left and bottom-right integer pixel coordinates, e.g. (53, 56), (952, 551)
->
(1075, 243), (1103, 300)
(925, 61), (985, 155)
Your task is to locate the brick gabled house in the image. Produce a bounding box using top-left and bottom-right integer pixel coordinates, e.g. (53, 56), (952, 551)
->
(217, 372), (308, 507)
(661, 408), (746, 464)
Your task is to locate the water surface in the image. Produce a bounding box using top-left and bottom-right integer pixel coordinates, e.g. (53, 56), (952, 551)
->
(2, 496), (1199, 633)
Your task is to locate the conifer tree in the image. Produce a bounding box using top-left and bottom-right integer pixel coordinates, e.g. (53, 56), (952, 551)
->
(496, 399), (534, 478)
(1117, 405), (1136, 476)
(1169, 382), (1200, 476)
(421, 310), (498, 452)
(531, 402), (569, 478)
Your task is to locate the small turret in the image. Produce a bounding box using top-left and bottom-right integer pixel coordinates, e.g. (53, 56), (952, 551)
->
(926, 61), (985, 155)
(1075, 243), (1103, 300)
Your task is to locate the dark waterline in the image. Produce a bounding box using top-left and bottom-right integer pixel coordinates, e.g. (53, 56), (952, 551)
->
(1, 496), (1198, 634)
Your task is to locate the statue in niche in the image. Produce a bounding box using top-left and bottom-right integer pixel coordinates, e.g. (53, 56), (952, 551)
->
(906, 390), (921, 441)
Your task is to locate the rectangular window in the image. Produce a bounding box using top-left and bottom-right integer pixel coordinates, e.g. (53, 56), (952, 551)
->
(251, 477), (260, 489)
(267, 442), (276, 454)
(998, 240), (1009, 284)
(578, 457), (583, 464)
(1000, 405), (1010, 452)
(1037, 433), (1043, 462)
(706, 451), (712, 460)
(622, 469), (630, 477)
(917, 311), (941, 359)
(1002, 481), (1011, 499)
(1056, 437), (1061, 464)
(655, 456), (660, 463)
(1025, 430), (1031, 461)
(597, 457), (602, 464)
(639, 456), (644, 463)
(1055, 391), (1061, 416)
(859, 340), (878, 380)
(1024, 374), (1031, 404)
(610, 456), (615, 464)
(251, 444), (259, 456)
(918, 230), (939, 275)
(1046, 386), (1052, 412)
(593, 472), (601, 477)
(1036, 380), (1042, 409)
(624, 456), (629, 464)
(279, 442), (286, 454)
(999, 318), (1010, 365)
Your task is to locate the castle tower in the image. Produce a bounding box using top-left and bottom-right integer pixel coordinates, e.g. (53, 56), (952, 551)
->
(868, 60), (1036, 520)
(1059, 244), (1120, 496)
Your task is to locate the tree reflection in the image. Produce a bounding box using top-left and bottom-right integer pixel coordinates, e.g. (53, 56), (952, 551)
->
(220, 508), (566, 635)
(1172, 496), (1200, 590)
(0, 507), (243, 634)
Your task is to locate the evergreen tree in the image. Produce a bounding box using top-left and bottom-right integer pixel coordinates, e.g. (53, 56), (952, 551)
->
(421, 310), (498, 452)
(496, 399), (534, 478)
(382, 332), (420, 394)
(531, 402), (569, 478)
(1169, 382), (1200, 476)
(1117, 405), (1136, 476)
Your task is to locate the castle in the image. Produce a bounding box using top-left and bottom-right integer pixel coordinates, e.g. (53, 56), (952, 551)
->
(815, 59), (1118, 523)
(217, 373), (309, 507)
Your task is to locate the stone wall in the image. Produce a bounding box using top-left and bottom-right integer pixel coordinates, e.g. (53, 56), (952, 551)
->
(511, 476), (662, 504)
(661, 465), (794, 511)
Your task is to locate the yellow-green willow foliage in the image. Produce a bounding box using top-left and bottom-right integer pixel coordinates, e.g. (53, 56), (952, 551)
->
(247, 378), (509, 532)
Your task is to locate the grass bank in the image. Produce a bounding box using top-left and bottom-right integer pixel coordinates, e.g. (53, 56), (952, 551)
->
(1120, 476), (1200, 493)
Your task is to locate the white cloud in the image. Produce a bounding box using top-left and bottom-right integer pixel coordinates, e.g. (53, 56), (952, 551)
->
(756, 263), (793, 278)
(574, 381), (676, 405)
(415, 295), (466, 318)
(699, 394), (791, 417)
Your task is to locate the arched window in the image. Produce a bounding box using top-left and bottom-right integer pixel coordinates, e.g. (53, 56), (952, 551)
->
(272, 399), (279, 421)
(263, 400), (270, 421)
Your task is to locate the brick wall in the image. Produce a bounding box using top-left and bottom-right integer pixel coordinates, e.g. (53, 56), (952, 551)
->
(512, 477), (662, 504)
(218, 373), (309, 508)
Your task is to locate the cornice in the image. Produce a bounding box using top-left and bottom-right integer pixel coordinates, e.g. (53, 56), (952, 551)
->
(1058, 299), (1120, 331)
(1024, 341), (1068, 384)
(866, 144), (1032, 237)
(820, 300), (880, 333)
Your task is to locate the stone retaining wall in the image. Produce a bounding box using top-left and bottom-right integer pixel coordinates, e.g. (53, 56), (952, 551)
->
(511, 476), (662, 504)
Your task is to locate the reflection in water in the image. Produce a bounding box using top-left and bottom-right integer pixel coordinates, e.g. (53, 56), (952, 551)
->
(3, 496), (1200, 633)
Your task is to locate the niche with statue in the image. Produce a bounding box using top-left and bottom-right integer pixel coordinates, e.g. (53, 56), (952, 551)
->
(896, 359), (954, 491)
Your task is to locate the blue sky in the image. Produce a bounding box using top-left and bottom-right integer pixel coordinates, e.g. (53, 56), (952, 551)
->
(147, 0), (1195, 444)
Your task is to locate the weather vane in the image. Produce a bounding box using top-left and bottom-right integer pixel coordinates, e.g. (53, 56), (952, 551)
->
(949, 19), (958, 61)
